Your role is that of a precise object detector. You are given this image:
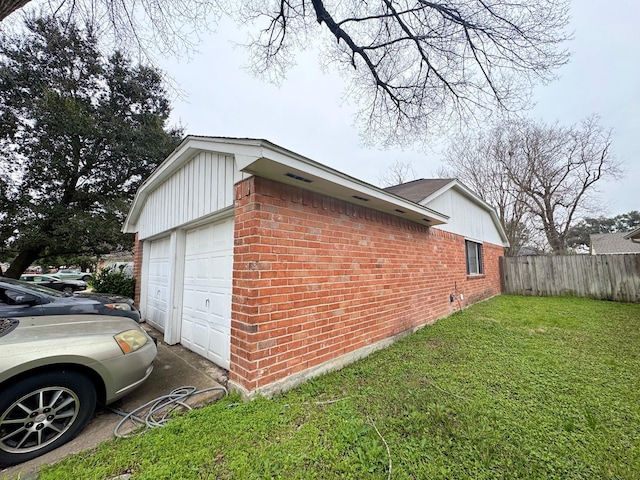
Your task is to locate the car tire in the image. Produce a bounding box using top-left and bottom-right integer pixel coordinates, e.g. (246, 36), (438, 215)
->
(62, 286), (74, 295)
(0, 370), (97, 467)
(81, 275), (92, 282)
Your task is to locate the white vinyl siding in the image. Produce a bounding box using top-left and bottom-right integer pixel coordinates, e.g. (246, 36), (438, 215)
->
(424, 189), (503, 245)
(136, 151), (243, 240)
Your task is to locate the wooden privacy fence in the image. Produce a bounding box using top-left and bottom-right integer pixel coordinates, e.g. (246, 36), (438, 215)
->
(500, 254), (640, 303)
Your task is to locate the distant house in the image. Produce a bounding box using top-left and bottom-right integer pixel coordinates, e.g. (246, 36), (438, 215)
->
(590, 232), (640, 254)
(123, 136), (509, 397)
(625, 227), (640, 243)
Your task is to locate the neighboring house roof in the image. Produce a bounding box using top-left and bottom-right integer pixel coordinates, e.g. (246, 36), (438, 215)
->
(590, 232), (640, 254)
(384, 178), (510, 246)
(624, 227), (640, 241)
(123, 136), (449, 233)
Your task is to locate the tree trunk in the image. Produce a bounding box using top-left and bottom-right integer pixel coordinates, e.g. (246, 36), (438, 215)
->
(4, 247), (43, 278)
(0, 0), (33, 21)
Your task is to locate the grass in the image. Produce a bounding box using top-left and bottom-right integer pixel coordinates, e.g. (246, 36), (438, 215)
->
(27, 296), (640, 479)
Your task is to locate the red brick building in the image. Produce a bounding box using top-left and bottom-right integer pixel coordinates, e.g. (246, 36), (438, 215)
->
(124, 137), (508, 397)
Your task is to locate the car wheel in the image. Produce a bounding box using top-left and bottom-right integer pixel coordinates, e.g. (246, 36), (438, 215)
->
(81, 275), (92, 282)
(0, 370), (97, 467)
(62, 286), (74, 295)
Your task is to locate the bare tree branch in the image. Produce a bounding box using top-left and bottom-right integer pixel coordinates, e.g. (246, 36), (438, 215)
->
(241, 0), (571, 146)
(1, 0), (225, 60)
(2, 0), (572, 146)
(442, 115), (623, 254)
(378, 159), (418, 187)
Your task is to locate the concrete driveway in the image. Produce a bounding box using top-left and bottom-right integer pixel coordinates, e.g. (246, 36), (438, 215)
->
(1, 325), (228, 480)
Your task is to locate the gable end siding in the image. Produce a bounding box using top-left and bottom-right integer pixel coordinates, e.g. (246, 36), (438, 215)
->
(136, 151), (241, 239)
(423, 189), (503, 245)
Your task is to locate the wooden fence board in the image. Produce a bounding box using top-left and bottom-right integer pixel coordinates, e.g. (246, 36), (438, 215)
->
(500, 254), (640, 302)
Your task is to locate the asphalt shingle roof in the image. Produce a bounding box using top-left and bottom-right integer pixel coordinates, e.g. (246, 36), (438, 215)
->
(590, 232), (640, 254)
(383, 178), (455, 203)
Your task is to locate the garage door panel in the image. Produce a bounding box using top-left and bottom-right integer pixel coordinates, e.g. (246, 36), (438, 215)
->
(145, 236), (171, 331)
(181, 217), (233, 369)
(207, 326), (229, 365)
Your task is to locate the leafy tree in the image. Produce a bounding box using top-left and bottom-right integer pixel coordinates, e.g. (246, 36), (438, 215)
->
(566, 211), (640, 251)
(441, 116), (623, 254)
(0, 16), (182, 278)
(91, 266), (135, 299)
(0, 0), (571, 145)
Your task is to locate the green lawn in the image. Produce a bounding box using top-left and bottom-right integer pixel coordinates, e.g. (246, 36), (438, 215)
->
(35, 296), (640, 479)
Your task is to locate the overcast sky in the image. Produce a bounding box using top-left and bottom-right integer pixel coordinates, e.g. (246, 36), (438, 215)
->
(158, 0), (639, 217)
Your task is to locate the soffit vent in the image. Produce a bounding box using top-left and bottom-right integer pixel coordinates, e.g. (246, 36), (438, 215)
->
(285, 172), (313, 183)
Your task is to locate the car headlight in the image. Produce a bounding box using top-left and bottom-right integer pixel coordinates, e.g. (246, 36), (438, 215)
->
(105, 302), (132, 311)
(114, 329), (148, 354)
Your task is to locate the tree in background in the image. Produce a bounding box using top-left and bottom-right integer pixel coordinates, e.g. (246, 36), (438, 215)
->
(441, 116), (622, 254)
(377, 160), (418, 187)
(566, 211), (640, 251)
(0, 0), (571, 145)
(0, 16), (182, 278)
(439, 125), (530, 256)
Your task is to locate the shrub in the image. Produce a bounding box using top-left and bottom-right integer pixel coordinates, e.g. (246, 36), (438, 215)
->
(91, 266), (135, 298)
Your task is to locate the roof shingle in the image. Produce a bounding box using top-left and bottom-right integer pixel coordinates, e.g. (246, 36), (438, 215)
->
(383, 178), (455, 203)
(590, 232), (640, 254)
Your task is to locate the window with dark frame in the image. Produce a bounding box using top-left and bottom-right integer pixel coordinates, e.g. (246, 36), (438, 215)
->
(465, 240), (483, 275)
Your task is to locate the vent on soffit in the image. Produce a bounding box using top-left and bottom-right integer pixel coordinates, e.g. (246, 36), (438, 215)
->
(352, 195), (369, 202)
(285, 172), (313, 183)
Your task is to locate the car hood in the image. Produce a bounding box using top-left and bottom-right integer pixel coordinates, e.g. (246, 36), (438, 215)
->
(0, 315), (140, 344)
(72, 292), (134, 305)
(0, 315), (153, 386)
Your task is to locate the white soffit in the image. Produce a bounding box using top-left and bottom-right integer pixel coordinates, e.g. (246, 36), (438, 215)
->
(234, 141), (448, 226)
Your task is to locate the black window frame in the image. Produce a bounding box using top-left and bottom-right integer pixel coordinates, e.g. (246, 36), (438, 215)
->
(465, 240), (483, 275)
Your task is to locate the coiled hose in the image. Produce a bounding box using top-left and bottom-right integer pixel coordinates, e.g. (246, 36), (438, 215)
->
(107, 385), (228, 438)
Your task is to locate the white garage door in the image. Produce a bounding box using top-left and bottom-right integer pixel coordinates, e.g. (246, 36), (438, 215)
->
(145, 236), (172, 332)
(181, 217), (234, 369)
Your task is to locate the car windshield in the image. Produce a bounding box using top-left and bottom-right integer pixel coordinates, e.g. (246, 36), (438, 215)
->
(0, 276), (65, 296)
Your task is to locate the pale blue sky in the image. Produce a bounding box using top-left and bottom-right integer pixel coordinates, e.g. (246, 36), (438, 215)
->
(159, 0), (639, 217)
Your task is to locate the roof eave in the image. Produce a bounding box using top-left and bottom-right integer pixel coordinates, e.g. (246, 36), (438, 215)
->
(235, 142), (449, 226)
(123, 136), (449, 233)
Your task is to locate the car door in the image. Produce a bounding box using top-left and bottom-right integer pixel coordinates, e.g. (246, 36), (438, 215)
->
(0, 286), (45, 317)
(30, 275), (60, 291)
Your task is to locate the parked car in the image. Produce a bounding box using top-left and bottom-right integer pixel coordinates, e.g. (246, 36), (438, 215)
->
(0, 314), (156, 466)
(55, 269), (93, 282)
(0, 277), (140, 322)
(19, 274), (87, 294)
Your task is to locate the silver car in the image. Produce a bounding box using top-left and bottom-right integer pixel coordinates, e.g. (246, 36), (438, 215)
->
(0, 314), (157, 467)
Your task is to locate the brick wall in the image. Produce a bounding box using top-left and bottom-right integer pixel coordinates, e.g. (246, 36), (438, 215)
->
(230, 176), (504, 395)
(132, 233), (143, 307)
